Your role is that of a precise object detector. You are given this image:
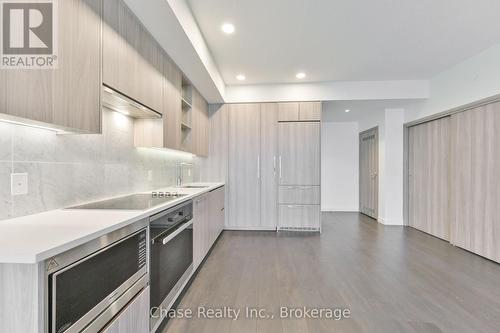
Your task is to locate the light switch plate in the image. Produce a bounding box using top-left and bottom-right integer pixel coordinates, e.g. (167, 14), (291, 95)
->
(11, 173), (28, 196)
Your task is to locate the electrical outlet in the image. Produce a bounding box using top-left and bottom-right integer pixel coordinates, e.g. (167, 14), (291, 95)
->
(147, 170), (153, 181)
(11, 173), (28, 196)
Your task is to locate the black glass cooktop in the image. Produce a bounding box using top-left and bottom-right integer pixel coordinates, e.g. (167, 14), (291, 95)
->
(68, 193), (187, 210)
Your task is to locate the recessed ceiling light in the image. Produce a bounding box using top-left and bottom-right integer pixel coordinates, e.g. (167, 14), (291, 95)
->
(296, 72), (306, 79)
(345, 109), (351, 113)
(221, 23), (235, 34)
(236, 74), (246, 81)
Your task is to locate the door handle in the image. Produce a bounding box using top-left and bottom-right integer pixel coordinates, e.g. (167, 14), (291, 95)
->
(257, 155), (260, 179)
(279, 156), (282, 179)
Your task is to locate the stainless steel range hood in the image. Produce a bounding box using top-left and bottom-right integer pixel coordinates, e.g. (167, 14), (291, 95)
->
(102, 85), (162, 119)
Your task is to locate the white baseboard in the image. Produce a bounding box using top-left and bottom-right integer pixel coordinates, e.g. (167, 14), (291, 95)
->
(321, 207), (359, 212)
(224, 226), (277, 231)
(377, 217), (404, 226)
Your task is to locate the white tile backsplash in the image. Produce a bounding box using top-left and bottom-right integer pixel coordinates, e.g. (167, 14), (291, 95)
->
(0, 109), (197, 220)
(0, 123), (12, 161)
(0, 162), (13, 219)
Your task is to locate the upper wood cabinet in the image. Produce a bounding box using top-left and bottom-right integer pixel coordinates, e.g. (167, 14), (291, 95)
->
(278, 103), (299, 121)
(0, 0), (102, 133)
(163, 57), (183, 150)
(299, 102), (322, 121)
(192, 88), (209, 157)
(277, 102), (322, 121)
(102, 0), (163, 114)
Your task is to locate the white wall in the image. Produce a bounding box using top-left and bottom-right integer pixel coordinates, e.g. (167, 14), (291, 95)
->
(406, 42), (500, 122)
(322, 101), (418, 225)
(382, 109), (405, 225)
(321, 120), (359, 211)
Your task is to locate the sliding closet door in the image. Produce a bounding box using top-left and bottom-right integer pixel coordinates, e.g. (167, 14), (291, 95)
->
(359, 128), (378, 219)
(228, 104), (261, 229)
(408, 117), (450, 240)
(451, 103), (500, 262)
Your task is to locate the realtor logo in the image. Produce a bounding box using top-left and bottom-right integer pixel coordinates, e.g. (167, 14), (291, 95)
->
(1, 0), (58, 68)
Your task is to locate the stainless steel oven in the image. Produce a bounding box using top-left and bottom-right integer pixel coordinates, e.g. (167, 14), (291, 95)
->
(150, 201), (193, 331)
(45, 219), (149, 333)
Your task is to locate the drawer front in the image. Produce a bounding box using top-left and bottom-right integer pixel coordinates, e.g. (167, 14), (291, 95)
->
(279, 204), (320, 229)
(279, 186), (320, 205)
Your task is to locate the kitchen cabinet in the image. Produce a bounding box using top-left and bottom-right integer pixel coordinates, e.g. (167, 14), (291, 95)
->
(193, 194), (208, 269)
(278, 103), (299, 121)
(0, 0), (102, 133)
(278, 122), (321, 186)
(279, 186), (320, 205)
(260, 103), (279, 228)
(102, 0), (163, 114)
(277, 102), (322, 122)
(101, 287), (150, 333)
(163, 57), (183, 150)
(193, 187), (225, 269)
(208, 187), (225, 245)
(192, 88), (209, 157)
(277, 120), (321, 230)
(279, 205), (321, 230)
(228, 104), (262, 229)
(299, 102), (322, 121)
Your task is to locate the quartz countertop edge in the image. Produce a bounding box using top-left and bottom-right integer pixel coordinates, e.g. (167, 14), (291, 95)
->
(0, 183), (224, 264)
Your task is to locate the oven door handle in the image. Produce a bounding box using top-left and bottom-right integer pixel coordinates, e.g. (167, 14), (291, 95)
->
(156, 219), (193, 246)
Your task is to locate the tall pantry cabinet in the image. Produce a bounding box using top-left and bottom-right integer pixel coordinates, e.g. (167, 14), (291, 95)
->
(227, 104), (278, 230)
(277, 103), (321, 230)
(226, 102), (321, 231)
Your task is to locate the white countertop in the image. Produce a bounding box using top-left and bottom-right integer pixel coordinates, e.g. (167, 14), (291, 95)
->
(0, 183), (224, 264)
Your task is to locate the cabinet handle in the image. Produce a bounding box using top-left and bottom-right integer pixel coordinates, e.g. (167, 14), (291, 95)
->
(273, 156), (276, 175)
(257, 155), (260, 179)
(279, 156), (282, 179)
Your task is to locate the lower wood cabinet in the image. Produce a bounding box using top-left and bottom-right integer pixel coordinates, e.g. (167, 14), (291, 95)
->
(193, 186), (225, 269)
(279, 204), (320, 230)
(279, 186), (320, 205)
(101, 287), (150, 333)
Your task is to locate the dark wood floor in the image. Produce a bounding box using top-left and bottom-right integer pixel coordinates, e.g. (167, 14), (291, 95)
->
(163, 212), (500, 333)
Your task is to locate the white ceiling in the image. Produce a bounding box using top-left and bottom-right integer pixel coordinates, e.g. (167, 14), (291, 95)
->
(187, 0), (500, 86)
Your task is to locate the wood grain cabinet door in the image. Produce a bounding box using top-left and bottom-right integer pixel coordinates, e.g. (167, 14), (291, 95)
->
(163, 59), (182, 150)
(299, 102), (322, 121)
(103, 0), (163, 113)
(260, 103), (278, 229)
(101, 287), (150, 333)
(1, 0), (102, 133)
(277, 103), (299, 121)
(228, 104), (261, 228)
(278, 122), (321, 186)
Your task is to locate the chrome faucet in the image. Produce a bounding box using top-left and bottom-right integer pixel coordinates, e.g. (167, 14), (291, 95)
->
(177, 162), (193, 187)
